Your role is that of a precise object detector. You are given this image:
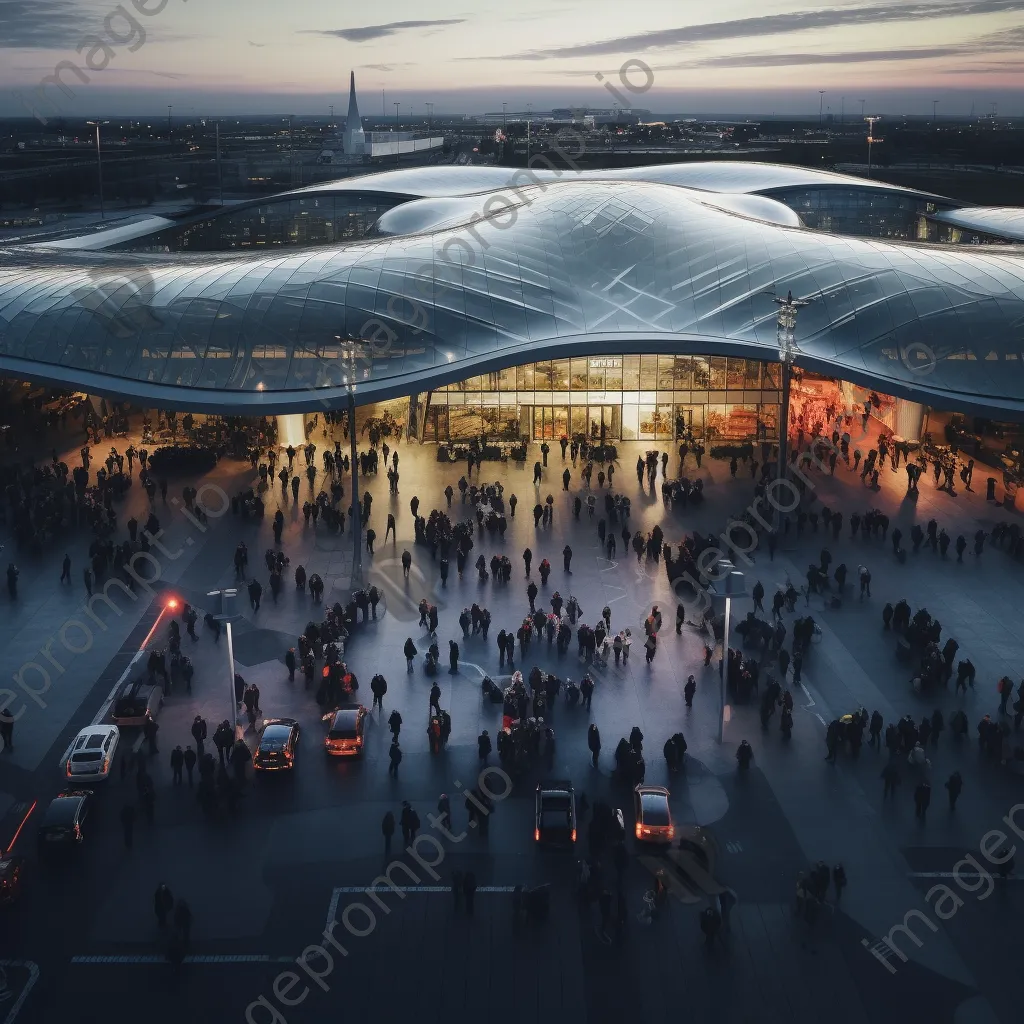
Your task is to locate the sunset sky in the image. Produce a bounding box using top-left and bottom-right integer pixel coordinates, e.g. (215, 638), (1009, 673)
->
(2, 0), (1022, 118)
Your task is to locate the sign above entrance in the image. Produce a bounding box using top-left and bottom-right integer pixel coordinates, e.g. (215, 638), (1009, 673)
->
(588, 357), (622, 369)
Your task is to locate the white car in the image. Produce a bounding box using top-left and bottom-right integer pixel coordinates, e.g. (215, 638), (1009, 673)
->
(63, 725), (120, 783)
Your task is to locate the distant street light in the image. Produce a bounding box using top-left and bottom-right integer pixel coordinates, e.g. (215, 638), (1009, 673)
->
(85, 120), (109, 219)
(865, 116), (882, 175)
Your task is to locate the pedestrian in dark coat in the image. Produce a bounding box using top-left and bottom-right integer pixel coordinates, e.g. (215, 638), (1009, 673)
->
(154, 884), (174, 927)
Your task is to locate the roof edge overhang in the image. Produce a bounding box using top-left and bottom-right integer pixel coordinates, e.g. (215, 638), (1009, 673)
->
(3, 332), (1021, 422)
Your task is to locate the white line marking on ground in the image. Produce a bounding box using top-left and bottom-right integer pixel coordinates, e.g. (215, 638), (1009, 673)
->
(325, 883), (517, 927)
(906, 872), (1019, 880)
(69, 955), (296, 964)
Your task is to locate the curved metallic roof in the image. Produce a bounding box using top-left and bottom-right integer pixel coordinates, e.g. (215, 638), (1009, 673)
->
(287, 160), (941, 202)
(931, 207), (1024, 243)
(1, 170), (1023, 417)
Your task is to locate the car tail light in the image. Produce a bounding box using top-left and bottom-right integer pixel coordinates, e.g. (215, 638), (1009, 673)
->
(534, 828), (540, 842)
(635, 823), (642, 838)
(102, 758), (110, 773)
(73, 824), (81, 840)
(66, 760), (73, 776)
(571, 828), (577, 843)
(667, 825), (675, 838)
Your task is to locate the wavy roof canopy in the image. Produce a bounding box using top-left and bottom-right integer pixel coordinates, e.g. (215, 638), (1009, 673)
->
(286, 160), (942, 202)
(1, 166), (1023, 417)
(931, 208), (1024, 242)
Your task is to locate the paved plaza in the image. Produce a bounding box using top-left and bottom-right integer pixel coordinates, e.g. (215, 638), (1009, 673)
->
(1, 413), (1022, 1024)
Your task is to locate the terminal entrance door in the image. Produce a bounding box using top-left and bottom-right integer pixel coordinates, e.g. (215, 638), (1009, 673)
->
(588, 406), (620, 441)
(532, 405), (569, 440)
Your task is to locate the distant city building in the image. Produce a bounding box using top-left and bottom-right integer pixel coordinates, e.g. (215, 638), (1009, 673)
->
(342, 71), (366, 157)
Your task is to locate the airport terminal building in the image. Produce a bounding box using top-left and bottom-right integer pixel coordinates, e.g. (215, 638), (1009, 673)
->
(1, 161), (1023, 450)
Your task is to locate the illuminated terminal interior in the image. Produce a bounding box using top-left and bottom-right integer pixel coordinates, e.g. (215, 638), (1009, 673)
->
(425, 354), (781, 442)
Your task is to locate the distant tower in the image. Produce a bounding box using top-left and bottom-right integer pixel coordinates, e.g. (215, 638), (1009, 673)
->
(343, 71), (366, 156)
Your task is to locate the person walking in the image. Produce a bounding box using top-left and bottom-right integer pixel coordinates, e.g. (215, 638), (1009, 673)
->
(154, 884), (174, 928)
(429, 683), (442, 716)
(183, 745), (197, 786)
(388, 740), (402, 777)
(914, 780), (932, 820)
(60, 553), (72, 583)
(563, 545), (573, 573)
(945, 771), (963, 811)
(382, 810), (395, 857)
(170, 745), (184, 785)
(588, 723), (601, 767)
(478, 730), (492, 762)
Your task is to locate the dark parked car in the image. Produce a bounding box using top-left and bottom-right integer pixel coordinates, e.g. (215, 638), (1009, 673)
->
(534, 780), (577, 847)
(253, 719), (300, 772)
(37, 791), (94, 856)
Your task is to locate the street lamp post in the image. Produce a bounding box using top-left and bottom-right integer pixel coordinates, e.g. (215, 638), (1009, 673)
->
(85, 120), (109, 219)
(714, 565), (745, 743)
(207, 588), (240, 737)
(865, 116), (882, 176)
(770, 289), (813, 530)
(818, 90), (826, 126)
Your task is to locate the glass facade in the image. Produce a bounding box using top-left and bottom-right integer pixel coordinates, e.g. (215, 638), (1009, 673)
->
(118, 193), (402, 252)
(770, 187), (940, 239)
(424, 354), (781, 442)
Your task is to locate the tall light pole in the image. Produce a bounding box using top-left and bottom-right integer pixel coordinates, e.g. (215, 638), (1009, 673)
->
(859, 98), (866, 120)
(865, 116), (882, 175)
(85, 120), (109, 219)
(215, 120), (223, 205)
(167, 105), (173, 137)
(426, 102), (433, 133)
(711, 564), (745, 743)
(394, 101), (400, 127)
(818, 90), (826, 126)
(207, 588), (241, 738)
(932, 99), (938, 123)
(769, 289), (814, 530)
(501, 101), (507, 160)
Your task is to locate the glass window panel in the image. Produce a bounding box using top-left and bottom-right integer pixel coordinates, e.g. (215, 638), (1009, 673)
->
(640, 355), (658, 390)
(727, 358), (745, 389)
(691, 355), (710, 390)
(570, 406), (587, 436)
(744, 359), (761, 389)
(621, 403), (639, 440)
(658, 355), (675, 391)
(705, 404), (728, 441)
(763, 361), (781, 388)
(656, 405), (674, 440)
(570, 358), (588, 391)
(674, 355), (692, 389)
(588, 361), (605, 390)
(721, 403), (759, 441)
(622, 355), (640, 391)
(638, 405), (658, 440)
(709, 356), (727, 390)
(497, 366), (514, 391)
(533, 361), (552, 390)
(519, 363), (535, 390)
(551, 359), (569, 391)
